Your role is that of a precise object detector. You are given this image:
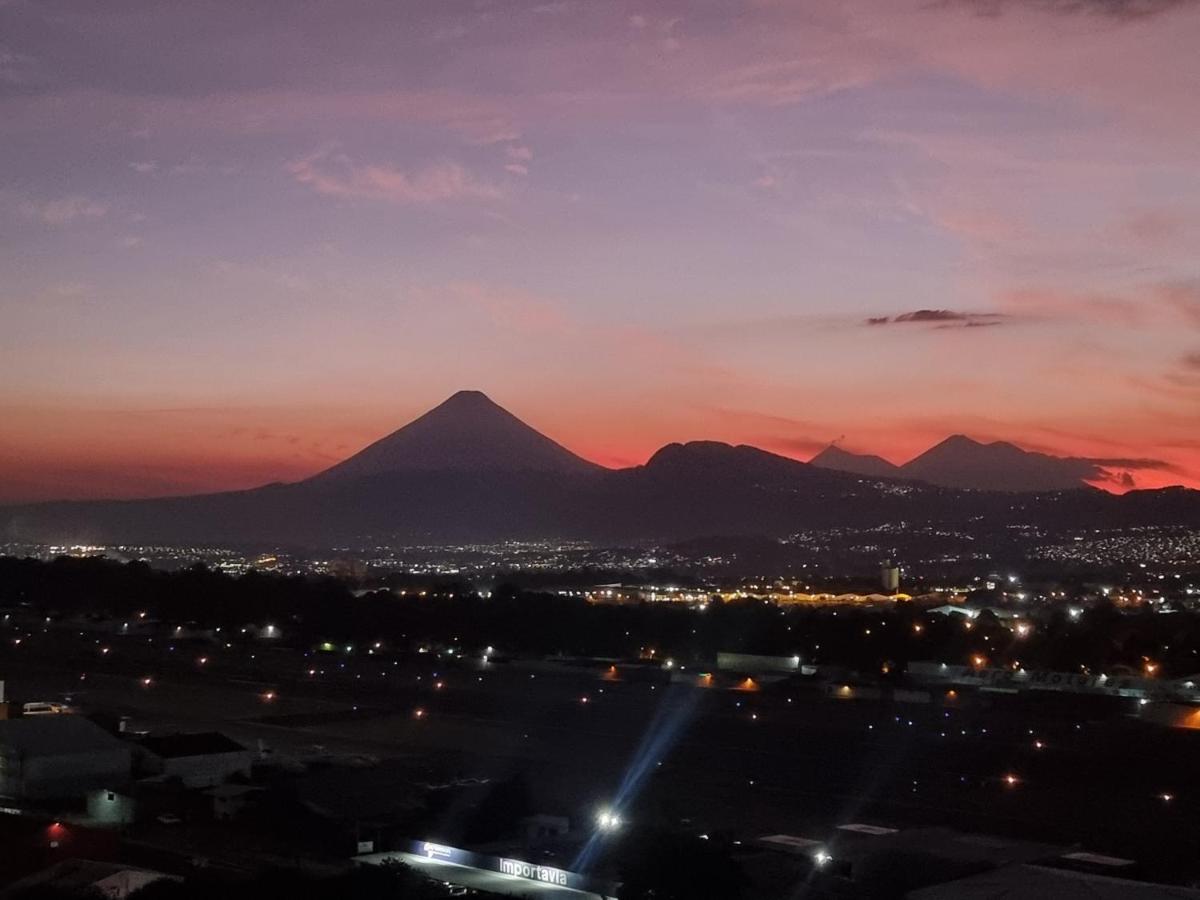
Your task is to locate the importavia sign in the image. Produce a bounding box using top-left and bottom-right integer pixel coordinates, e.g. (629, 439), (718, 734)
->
(369, 841), (614, 895)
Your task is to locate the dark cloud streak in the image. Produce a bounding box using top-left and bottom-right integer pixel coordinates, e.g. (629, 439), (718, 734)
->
(864, 309), (1009, 328)
(958, 0), (1196, 21)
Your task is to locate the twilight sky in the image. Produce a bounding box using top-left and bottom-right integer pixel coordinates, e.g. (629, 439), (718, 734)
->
(3, 0), (1200, 502)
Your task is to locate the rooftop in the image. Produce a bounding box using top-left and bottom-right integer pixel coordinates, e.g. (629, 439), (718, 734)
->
(0, 716), (124, 756)
(138, 732), (247, 758)
(909, 864), (1200, 899)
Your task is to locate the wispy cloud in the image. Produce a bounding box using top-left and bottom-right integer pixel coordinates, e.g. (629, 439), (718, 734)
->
(21, 195), (108, 225)
(1157, 280), (1200, 328)
(504, 144), (533, 176)
(703, 59), (874, 106)
(999, 280), (1200, 328)
(286, 149), (503, 205)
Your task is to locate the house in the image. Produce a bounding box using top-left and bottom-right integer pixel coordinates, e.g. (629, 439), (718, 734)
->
(137, 732), (253, 788)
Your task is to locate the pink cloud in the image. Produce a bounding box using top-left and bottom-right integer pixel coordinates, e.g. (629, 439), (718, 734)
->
(287, 150), (502, 205)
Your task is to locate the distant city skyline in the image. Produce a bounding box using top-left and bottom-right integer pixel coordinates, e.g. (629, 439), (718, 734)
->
(3, 0), (1199, 501)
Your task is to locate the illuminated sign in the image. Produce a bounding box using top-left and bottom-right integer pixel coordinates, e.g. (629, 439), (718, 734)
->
(499, 858), (569, 885)
(420, 842), (457, 861)
(396, 840), (614, 895)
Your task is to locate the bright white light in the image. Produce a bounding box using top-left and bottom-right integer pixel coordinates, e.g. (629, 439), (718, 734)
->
(595, 808), (622, 832)
(814, 850), (832, 866)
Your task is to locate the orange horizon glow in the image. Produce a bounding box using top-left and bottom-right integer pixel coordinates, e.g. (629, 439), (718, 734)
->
(1, 390), (1198, 503)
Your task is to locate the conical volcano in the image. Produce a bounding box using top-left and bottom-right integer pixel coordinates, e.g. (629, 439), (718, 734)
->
(901, 434), (1099, 491)
(312, 390), (600, 481)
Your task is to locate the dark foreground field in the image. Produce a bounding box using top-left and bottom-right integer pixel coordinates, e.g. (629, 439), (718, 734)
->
(3, 629), (1199, 884)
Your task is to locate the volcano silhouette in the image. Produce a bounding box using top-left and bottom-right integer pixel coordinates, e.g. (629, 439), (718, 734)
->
(313, 390), (600, 481)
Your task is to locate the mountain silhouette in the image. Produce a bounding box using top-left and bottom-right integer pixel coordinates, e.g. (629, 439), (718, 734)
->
(1, 392), (1195, 546)
(900, 435), (1103, 492)
(314, 390), (599, 481)
(810, 445), (902, 480)
(809, 435), (1116, 492)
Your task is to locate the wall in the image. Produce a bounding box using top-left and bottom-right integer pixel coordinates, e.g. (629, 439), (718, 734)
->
(3, 747), (131, 800)
(87, 788), (137, 825)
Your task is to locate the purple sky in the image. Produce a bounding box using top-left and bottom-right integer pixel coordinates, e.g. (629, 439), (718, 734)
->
(2, 0), (1199, 501)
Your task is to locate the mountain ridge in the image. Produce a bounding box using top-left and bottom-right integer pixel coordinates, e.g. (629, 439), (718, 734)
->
(1, 391), (1194, 547)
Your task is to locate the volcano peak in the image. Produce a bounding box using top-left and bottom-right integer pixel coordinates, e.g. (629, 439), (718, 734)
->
(312, 391), (600, 481)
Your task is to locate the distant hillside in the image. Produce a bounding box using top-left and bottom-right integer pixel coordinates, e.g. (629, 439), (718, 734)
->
(902, 435), (1106, 492)
(811, 434), (1121, 492)
(810, 445), (902, 480)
